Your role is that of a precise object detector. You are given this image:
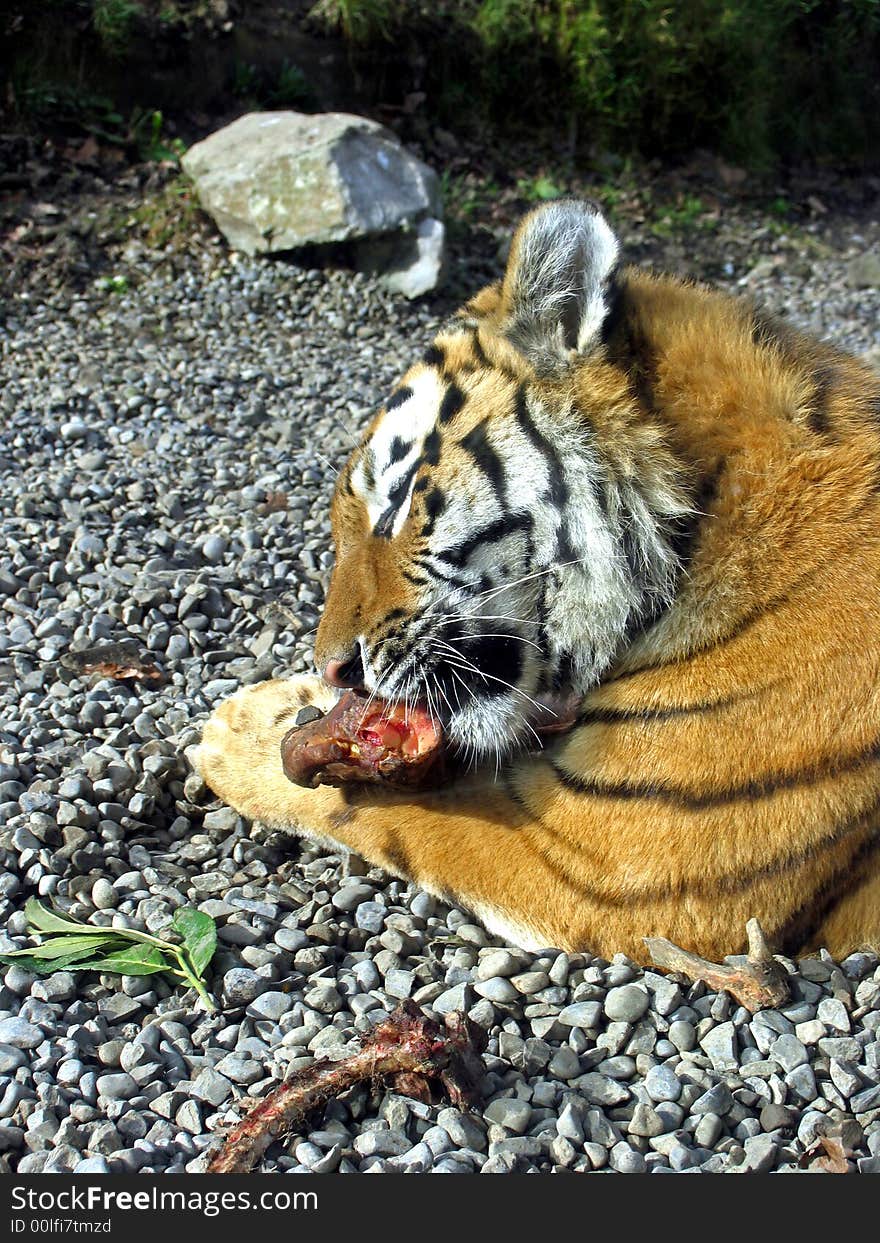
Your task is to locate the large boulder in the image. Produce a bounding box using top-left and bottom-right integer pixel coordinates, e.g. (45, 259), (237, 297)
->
(181, 111), (445, 297)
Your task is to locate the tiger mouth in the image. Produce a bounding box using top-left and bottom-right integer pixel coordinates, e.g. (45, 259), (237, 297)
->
(356, 687), (584, 749)
(280, 687), (583, 791)
(281, 693), (445, 790)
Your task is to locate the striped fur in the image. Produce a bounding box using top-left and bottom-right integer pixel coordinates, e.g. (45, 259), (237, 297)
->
(196, 200), (880, 961)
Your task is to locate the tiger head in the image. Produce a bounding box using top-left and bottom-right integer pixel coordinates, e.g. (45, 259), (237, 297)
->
(314, 200), (691, 761)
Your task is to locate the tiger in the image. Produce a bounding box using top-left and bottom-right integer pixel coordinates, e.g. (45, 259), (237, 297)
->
(194, 197), (880, 963)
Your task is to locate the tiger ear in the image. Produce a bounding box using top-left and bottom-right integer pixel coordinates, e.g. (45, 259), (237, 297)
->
(500, 199), (620, 374)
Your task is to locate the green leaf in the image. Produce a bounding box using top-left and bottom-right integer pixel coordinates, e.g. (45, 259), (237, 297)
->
(171, 908), (217, 977)
(24, 898), (92, 936)
(0, 949), (110, 975)
(1, 934), (122, 962)
(74, 943), (170, 976)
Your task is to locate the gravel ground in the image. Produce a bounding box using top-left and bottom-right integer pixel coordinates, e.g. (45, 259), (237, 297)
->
(2, 196), (880, 1176)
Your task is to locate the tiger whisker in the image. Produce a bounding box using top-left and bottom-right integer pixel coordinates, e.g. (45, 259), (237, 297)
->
(444, 630), (544, 652)
(432, 640), (555, 719)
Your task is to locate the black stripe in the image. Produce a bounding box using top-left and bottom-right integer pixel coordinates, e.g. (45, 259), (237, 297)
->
(556, 522), (579, 564)
(751, 311), (840, 439)
(439, 512), (533, 568)
(528, 784), (880, 910)
(576, 688), (759, 725)
(614, 556), (826, 682)
(469, 329), (490, 369)
(448, 632), (524, 699)
(805, 363), (835, 436)
(551, 737), (880, 810)
(513, 386), (570, 507)
(411, 555), (474, 591)
(422, 427), (442, 466)
(378, 607), (408, 628)
(373, 461), (420, 537)
(503, 771), (535, 818)
(601, 280), (659, 413)
(421, 486), (446, 538)
(751, 306), (803, 357)
(438, 383), (466, 425)
(383, 829), (413, 879)
(386, 386), (413, 412)
(458, 420), (507, 504)
(599, 265), (626, 346)
(423, 345), (446, 371)
(360, 450), (375, 492)
(387, 436), (410, 465)
(665, 458), (725, 571)
(776, 828), (880, 955)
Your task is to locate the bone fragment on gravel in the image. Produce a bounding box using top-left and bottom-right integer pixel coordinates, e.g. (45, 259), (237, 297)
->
(205, 1000), (487, 1174)
(644, 917), (791, 1013)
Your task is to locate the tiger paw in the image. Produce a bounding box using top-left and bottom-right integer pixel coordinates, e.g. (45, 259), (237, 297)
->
(191, 675), (339, 823)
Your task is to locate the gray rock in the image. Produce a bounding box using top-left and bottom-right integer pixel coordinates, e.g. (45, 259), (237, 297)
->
(355, 901), (386, 933)
(474, 977), (520, 1004)
(770, 1033), (808, 1071)
(691, 1083), (733, 1115)
(644, 1064), (682, 1102)
(559, 1001), (603, 1029)
(95, 1072), (137, 1101)
(577, 1073), (631, 1107)
(484, 1098), (533, 1134)
(851, 1083), (880, 1113)
(331, 883), (375, 912)
(694, 1112), (724, 1147)
(628, 1103), (666, 1138)
(182, 111), (444, 296)
(699, 1021), (739, 1070)
(88, 1122), (123, 1155)
(667, 1020), (697, 1052)
(91, 878), (116, 909)
(817, 997), (851, 1033)
(556, 1101), (585, 1143)
(547, 1046), (582, 1080)
(74, 1156), (111, 1174)
(609, 1141), (647, 1173)
(432, 983), (471, 1015)
(737, 1133), (778, 1173)
(604, 984), (650, 1023)
(190, 1068), (234, 1107)
(222, 969), (268, 1006)
(759, 1103), (798, 1133)
(476, 950), (520, 980)
(0, 1017), (42, 1049)
(786, 1063), (818, 1102)
(353, 1128), (411, 1157)
(383, 969), (415, 1000)
(175, 1100), (204, 1135)
(846, 251), (880, 289)
(214, 1054), (264, 1086)
(302, 983), (344, 1015)
(436, 1107), (486, 1150)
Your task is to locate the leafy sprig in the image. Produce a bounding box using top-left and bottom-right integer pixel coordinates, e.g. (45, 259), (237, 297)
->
(0, 899), (218, 1012)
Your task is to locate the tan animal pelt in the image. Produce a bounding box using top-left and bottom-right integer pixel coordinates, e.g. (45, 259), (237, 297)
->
(196, 199), (880, 962)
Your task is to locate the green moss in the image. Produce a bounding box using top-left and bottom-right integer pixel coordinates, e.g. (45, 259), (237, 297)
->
(92, 0), (143, 57)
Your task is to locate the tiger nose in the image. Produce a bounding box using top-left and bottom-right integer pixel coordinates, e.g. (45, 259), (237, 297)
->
(323, 650), (366, 691)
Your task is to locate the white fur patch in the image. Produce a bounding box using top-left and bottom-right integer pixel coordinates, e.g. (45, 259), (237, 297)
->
(350, 369), (443, 535)
(468, 900), (551, 953)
